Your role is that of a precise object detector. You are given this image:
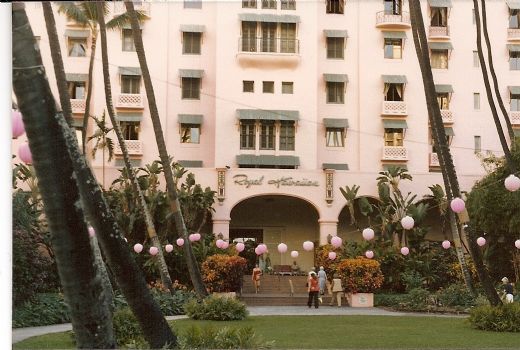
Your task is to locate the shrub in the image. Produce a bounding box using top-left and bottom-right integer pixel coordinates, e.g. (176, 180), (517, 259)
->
(469, 303), (520, 332)
(112, 307), (147, 348)
(202, 255), (247, 293)
(374, 293), (407, 307)
(178, 325), (274, 349)
(336, 258), (384, 293)
(13, 293), (70, 328)
(184, 295), (248, 321)
(437, 284), (476, 308)
(401, 287), (430, 311)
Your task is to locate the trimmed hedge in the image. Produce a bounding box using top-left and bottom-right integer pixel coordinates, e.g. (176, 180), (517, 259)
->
(201, 254), (247, 293)
(336, 258), (384, 293)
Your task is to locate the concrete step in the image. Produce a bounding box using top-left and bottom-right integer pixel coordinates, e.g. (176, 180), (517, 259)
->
(239, 293), (335, 306)
(242, 275), (309, 294)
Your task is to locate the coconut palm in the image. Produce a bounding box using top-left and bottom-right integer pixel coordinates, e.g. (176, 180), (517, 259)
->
(339, 184), (360, 229)
(88, 112), (114, 188)
(376, 165), (412, 196)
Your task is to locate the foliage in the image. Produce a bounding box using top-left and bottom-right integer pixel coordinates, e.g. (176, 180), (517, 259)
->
(469, 303), (520, 332)
(178, 325), (274, 349)
(238, 239), (261, 273)
(437, 284), (476, 308)
(374, 293), (408, 307)
(184, 295), (248, 321)
(112, 288), (196, 316)
(336, 258), (384, 293)
(314, 244), (341, 278)
(201, 254), (247, 293)
(112, 307), (147, 348)
(87, 112), (114, 161)
(399, 288), (430, 311)
(13, 293), (70, 328)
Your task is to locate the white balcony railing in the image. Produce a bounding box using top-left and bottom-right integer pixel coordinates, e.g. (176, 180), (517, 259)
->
(70, 99), (86, 114)
(508, 28), (520, 41)
(113, 1), (150, 16)
(238, 37), (300, 55)
(511, 111), (520, 125)
(376, 11), (411, 28)
(429, 153), (440, 167)
(382, 146), (408, 161)
(440, 109), (453, 123)
(116, 94), (144, 109)
(382, 101), (407, 115)
(114, 140), (143, 156)
(429, 26), (450, 38)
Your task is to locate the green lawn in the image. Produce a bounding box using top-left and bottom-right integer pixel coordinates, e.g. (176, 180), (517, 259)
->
(14, 315), (520, 349)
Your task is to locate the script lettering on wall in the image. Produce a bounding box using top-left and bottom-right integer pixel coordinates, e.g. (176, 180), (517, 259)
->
(233, 174), (319, 188)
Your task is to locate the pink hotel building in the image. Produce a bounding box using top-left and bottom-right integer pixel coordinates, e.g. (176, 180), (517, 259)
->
(17, 0), (520, 270)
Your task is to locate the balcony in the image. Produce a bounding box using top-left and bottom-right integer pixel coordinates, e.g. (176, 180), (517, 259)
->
(508, 28), (520, 41)
(440, 109), (453, 123)
(382, 101), (407, 116)
(238, 37), (300, 55)
(382, 146), (408, 161)
(113, 1), (150, 16)
(429, 152), (440, 167)
(376, 11), (411, 29)
(114, 140), (143, 157)
(116, 94), (144, 109)
(70, 99), (86, 114)
(429, 26), (450, 39)
(511, 111), (520, 125)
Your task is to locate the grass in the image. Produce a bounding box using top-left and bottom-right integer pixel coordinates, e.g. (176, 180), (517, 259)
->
(14, 315), (520, 349)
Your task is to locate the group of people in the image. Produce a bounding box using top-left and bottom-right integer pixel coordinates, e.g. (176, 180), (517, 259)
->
(307, 266), (344, 308)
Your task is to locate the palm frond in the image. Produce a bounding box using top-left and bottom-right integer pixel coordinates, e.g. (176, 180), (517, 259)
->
(106, 137), (114, 162)
(106, 10), (147, 30)
(57, 2), (89, 26)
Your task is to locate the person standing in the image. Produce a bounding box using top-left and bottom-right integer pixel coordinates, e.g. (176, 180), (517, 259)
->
(501, 277), (514, 303)
(252, 264), (262, 294)
(329, 273), (344, 307)
(307, 272), (320, 308)
(318, 266), (327, 296)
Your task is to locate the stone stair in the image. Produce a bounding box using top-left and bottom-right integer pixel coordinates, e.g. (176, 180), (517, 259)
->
(240, 274), (315, 306)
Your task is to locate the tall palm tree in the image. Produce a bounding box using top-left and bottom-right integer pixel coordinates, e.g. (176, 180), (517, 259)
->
(95, 2), (174, 293)
(88, 112), (114, 188)
(14, 4), (115, 347)
(339, 184), (360, 229)
(125, 1), (207, 297)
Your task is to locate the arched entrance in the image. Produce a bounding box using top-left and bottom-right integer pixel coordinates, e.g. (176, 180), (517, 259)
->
(230, 195), (320, 272)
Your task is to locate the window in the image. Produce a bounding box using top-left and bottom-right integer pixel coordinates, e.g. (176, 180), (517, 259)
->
(384, 83), (404, 101)
(511, 93), (520, 111)
(260, 121), (275, 150)
(240, 121), (256, 149)
(281, 0), (295, 10)
(241, 22), (257, 52)
(437, 93), (450, 110)
(384, 128), (404, 146)
(242, 0), (257, 8)
(122, 29), (136, 52)
(431, 49), (448, 69)
(280, 23), (296, 53)
(510, 51), (520, 70)
(430, 7), (448, 27)
(279, 121), (295, 150)
(121, 75), (141, 94)
(180, 124), (200, 143)
(263, 81), (274, 93)
(384, 0), (402, 15)
(326, 128), (345, 147)
(182, 78), (201, 99)
(326, 0), (344, 14)
(474, 93), (480, 110)
(282, 81), (293, 94)
(262, 0), (276, 9)
(184, 0), (202, 9)
(474, 135), (481, 153)
(510, 9), (520, 29)
(326, 82), (345, 104)
(182, 32), (201, 55)
(473, 51), (480, 68)
(384, 38), (402, 59)
(120, 121), (139, 140)
(261, 22), (277, 53)
(327, 37), (344, 59)
(67, 81), (85, 99)
(243, 80), (254, 93)
(68, 38), (87, 57)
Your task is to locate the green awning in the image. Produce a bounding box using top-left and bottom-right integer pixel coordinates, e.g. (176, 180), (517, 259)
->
(514, 129), (520, 137)
(64, 29), (90, 38)
(435, 84), (454, 93)
(178, 114), (203, 124)
(118, 67), (141, 76)
(323, 118), (349, 128)
(323, 74), (349, 83)
(383, 120), (408, 129)
(238, 13), (300, 23)
(180, 24), (206, 33)
(444, 127), (454, 136)
(323, 30), (348, 38)
(179, 69), (204, 78)
(65, 73), (88, 82)
(383, 164), (408, 171)
(178, 160), (203, 168)
(236, 155), (300, 166)
(428, 0), (452, 8)
(237, 109), (299, 121)
(382, 31), (407, 39)
(506, 0), (520, 10)
(382, 75), (407, 84)
(509, 86), (520, 94)
(429, 42), (454, 50)
(322, 163), (349, 170)
(507, 44), (520, 52)
(117, 113), (142, 122)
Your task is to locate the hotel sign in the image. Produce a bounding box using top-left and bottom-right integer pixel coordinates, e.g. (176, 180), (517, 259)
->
(233, 174), (319, 188)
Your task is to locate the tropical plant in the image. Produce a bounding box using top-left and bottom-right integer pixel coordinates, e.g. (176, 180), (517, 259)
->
(339, 185), (360, 229)
(184, 295), (249, 321)
(336, 258), (384, 294)
(201, 254), (248, 293)
(87, 112), (114, 188)
(178, 325), (274, 349)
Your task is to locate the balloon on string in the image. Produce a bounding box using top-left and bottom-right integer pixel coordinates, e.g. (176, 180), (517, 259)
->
(133, 243), (143, 254)
(258, 244), (268, 254)
(149, 247), (159, 256)
(365, 250), (374, 259)
(235, 242), (245, 252)
(254, 246), (263, 256)
(477, 237), (486, 246)
(189, 233), (201, 242)
(450, 198), (465, 213)
(400, 247), (410, 256)
(176, 238), (185, 246)
(165, 244), (174, 253)
(18, 143), (32, 164)
(442, 240), (451, 249)
(362, 228), (375, 241)
(303, 241), (314, 251)
(504, 175), (520, 192)
(331, 236), (342, 248)
(328, 251), (337, 260)
(290, 250), (299, 258)
(12, 110), (25, 139)
(221, 241), (229, 249)
(277, 243), (288, 253)
(87, 226), (95, 238)
(515, 240), (520, 249)
(216, 239), (224, 249)
(401, 216), (414, 230)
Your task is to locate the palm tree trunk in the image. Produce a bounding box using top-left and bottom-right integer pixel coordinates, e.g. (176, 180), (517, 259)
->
(13, 4), (115, 347)
(82, 28), (97, 154)
(125, 1), (207, 297)
(96, 2), (174, 293)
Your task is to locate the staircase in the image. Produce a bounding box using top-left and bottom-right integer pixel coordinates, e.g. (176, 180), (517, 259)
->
(240, 274), (314, 306)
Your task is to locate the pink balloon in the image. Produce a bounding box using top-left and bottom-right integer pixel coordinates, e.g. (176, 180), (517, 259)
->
(18, 143), (32, 164)
(165, 244), (174, 253)
(258, 244), (268, 254)
(133, 243), (143, 254)
(235, 242), (245, 252)
(450, 198), (465, 213)
(401, 216), (414, 230)
(365, 250), (374, 259)
(504, 175), (520, 192)
(290, 250), (299, 258)
(254, 246), (263, 255)
(12, 110), (25, 139)
(189, 233), (200, 242)
(442, 240), (451, 249)
(221, 241), (229, 249)
(87, 226), (95, 238)
(193, 233), (201, 241)
(362, 228), (375, 241)
(149, 246), (159, 256)
(328, 251), (337, 260)
(400, 247), (410, 256)
(477, 237), (486, 246)
(515, 240), (520, 249)
(277, 243), (288, 253)
(303, 241), (314, 251)
(331, 236), (342, 248)
(176, 238), (185, 246)
(216, 239), (224, 248)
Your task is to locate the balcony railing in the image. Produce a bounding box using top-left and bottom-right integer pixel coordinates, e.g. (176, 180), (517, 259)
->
(114, 140), (143, 156)
(113, 1), (150, 16)
(382, 146), (408, 161)
(376, 11), (411, 28)
(440, 109), (453, 123)
(382, 101), (407, 116)
(429, 152), (440, 167)
(429, 26), (450, 38)
(238, 37), (300, 55)
(508, 28), (520, 41)
(70, 99), (86, 114)
(511, 111), (520, 125)
(116, 93), (144, 109)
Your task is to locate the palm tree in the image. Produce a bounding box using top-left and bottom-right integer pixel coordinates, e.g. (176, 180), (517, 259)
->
(339, 185), (360, 229)
(14, 4), (115, 347)
(95, 2), (174, 293)
(424, 184), (449, 240)
(125, 1), (208, 297)
(88, 112), (114, 188)
(376, 166), (412, 196)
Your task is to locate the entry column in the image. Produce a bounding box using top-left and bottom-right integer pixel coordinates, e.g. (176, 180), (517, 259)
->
(318, 220), (338, 246)
(213, 219), (230, 240)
